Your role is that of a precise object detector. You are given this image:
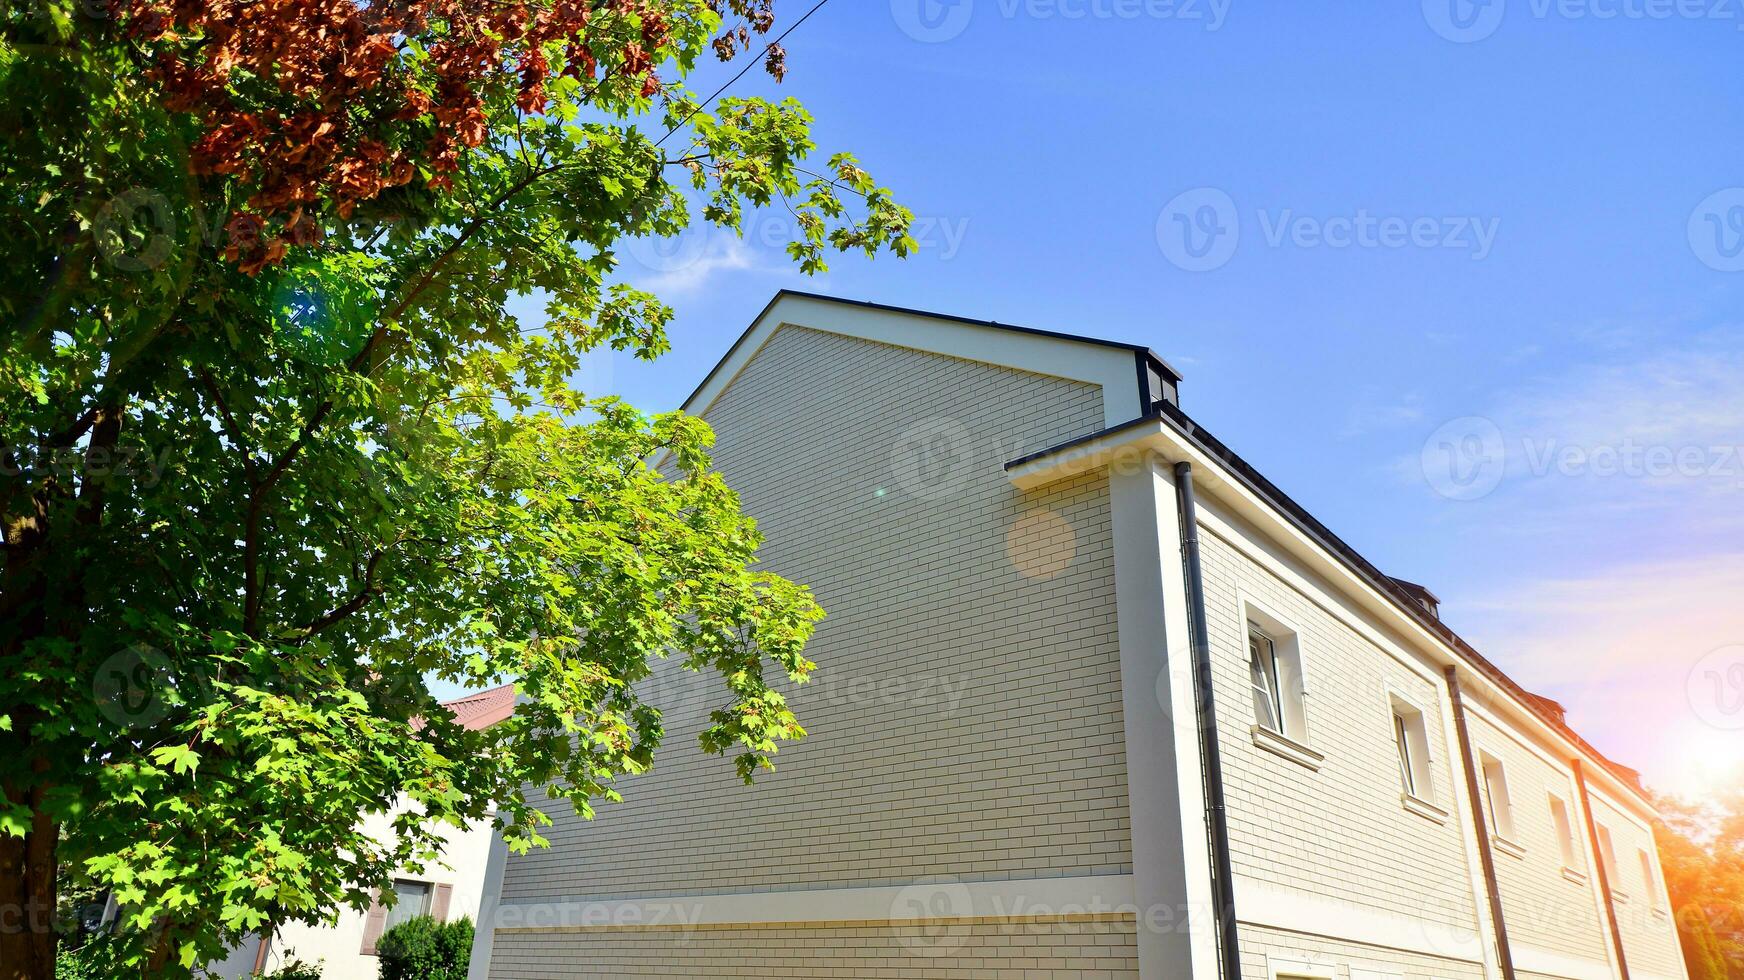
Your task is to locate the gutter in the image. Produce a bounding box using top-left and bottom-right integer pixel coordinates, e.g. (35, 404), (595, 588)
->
(1446, 667), (1518, 980)
(1575, 759), (1632, 980)
(1174, 462), (1244, 980)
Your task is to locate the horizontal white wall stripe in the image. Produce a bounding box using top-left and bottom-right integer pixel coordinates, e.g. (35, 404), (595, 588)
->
(1232, 874), (1487, 964)
(486, 874), (1138, 932)
(1512, 941), (1614, 980)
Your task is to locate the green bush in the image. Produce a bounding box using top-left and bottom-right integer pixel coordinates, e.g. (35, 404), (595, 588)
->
(376, 915), (473, 980)
(53, 938), (115, 980)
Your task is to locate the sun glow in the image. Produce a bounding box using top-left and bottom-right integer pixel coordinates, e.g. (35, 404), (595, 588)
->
(1662, 722), (1744, 803)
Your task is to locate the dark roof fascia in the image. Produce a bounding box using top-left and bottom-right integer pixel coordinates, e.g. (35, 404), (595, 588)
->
(1004, 412), (1160, 470)
(1006, 401), (1653, 810)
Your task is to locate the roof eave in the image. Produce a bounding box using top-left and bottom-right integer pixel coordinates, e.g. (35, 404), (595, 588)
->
(1006, 405), (1657, 817)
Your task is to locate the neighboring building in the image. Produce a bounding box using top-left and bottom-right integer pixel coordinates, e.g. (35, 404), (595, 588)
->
(466, 292), (1687, 980)
(212, 683), (515, 979)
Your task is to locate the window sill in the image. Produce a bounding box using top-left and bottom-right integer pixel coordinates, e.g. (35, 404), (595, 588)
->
(1251, 725), (1324, 771)
(1611, 889), (1631, 905)
(1491, 836), (1527, 861)
(1402, 793), (1450, 825)
(1561, 866), (1589, 885)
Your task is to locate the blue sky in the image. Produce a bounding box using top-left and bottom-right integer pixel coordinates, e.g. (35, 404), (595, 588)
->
(517, 1), (1744, 800)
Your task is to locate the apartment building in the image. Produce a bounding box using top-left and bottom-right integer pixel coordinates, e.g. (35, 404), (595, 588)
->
(211, 684), (516, 979)
(466, 291), (1686, 980)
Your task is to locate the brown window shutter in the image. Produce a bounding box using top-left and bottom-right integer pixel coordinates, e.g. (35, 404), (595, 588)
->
(360, 889), (388, 955)
(431, 883), (453, 922)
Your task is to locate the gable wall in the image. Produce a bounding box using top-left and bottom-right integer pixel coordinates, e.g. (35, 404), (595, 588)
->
(497, 323), (1133, 903)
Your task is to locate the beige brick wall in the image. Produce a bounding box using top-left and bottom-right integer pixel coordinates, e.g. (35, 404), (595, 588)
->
(1194, 517), (1479, 937)
(1465, 714), (1612, 970)
(1588, 794), (1683, 980)
(498, 325), (1131, 903)
(1239, 923), (1488, 980)
(487, 917), (1140, 979)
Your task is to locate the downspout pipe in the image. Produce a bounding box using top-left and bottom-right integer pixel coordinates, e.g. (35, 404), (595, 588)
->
(1173, 462), (1243, 980)
(1575, 759), (1632, 980)
(1446, 666), (1519, 980)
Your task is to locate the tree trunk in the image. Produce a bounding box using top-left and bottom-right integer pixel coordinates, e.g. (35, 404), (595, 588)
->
(0, 791), (59, 980)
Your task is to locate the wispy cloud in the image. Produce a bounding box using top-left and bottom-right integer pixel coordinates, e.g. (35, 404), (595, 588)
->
(630, 236), (790, 296)
(1458, 553), (1744, 801)
(1394, 341), (1744, 536)
(1393, 331), (1744, 800)
(1342, 387), (1424, 437)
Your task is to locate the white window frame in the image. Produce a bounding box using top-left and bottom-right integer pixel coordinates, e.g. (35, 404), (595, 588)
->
(1478, 750), (1522, 856)
(1388, 692), (1433, 797)
(1386, 688), (1447, 822)
(1268, 954), (1339, 980)
(1596, 821), (1627, 902)
(1637, 848), (1665, 913)
(1238, 595), (1317, 771)
(1250, 623), (1288, 734)
(1549, 793), (1585, 881)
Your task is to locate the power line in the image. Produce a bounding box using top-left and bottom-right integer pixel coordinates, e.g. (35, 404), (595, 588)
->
(654, 0), (833, 148)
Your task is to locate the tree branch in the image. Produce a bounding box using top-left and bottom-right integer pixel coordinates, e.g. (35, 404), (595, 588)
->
(283, 548), (387, 644)
(194, 367), (257, 483)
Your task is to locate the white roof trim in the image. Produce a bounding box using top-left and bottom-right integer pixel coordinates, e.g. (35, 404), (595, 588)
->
(681, 292), (1146, 427)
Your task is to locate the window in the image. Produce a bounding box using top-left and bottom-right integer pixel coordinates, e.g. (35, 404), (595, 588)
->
(1638, 849), (1663, 910)
(1240, 603), (1318, 769)
(1242, 606), (1307, 739)
(386, 878), (432, 932)
(1596, 822), (1624, 898)
(1249, 625), (1286, 734)
(1549, 795), (1581, 872)
(1391, 696), (1432, 799)
(1479, 752), (1518, 844)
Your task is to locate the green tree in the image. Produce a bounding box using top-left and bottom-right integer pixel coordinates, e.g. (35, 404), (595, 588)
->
(0, 0), (912, 975)
(1657, 789), (1744, 980)
(1680, 903), (1730, 980)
